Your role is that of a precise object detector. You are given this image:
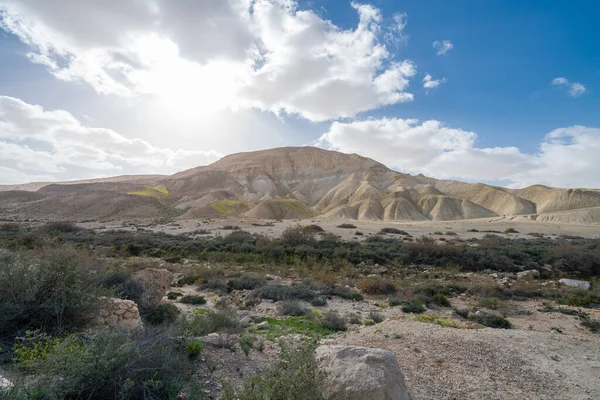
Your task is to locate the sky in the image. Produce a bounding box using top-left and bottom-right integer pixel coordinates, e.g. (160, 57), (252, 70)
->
(0, 0), (599, 187)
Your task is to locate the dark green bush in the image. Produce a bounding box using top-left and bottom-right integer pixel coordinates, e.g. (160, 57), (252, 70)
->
(402, 300), (426, 314)
(310, 297), (327, 307)
(431, 293), (451, 307)
(278, 300), (307, 316)
(144, 304), (180, 325)
(179, 295), (206, 305)
(10, 328), (189, 399)
(474, 313), (512, 329)
(228, 274), (267, 292)
(239, 340), (324, 399)
(0, 246), (110, 342)
(379, 228), (407, 235)
(167, 292), (182, 300)
(176, 309), (240, 336)
(320, 311), (347, 331)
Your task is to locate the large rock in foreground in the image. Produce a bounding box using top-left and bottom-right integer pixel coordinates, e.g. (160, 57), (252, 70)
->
(316, 345), (410, 400)
(131, 268), (173, 310)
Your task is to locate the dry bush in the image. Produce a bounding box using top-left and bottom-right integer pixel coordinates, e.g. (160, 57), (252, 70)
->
(355, 277), (397, 295)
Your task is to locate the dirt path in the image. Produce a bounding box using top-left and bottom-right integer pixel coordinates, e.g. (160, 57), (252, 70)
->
(333, 319), (600, 400)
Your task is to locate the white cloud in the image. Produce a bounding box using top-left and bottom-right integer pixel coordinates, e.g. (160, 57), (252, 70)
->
(422, 73), (446, 89)
(318, 118), (600, 188)
(433, 40), (453, 55)
(0, 96), (221, 184)
(0, 0), (418, 121)
(552, 77), (586, 97)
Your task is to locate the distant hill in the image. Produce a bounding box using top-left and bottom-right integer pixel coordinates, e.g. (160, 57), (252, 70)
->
(1, 146), (600, 224)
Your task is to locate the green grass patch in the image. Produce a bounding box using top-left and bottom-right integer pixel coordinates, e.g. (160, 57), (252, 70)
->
(248, 316), (335, 340)
(410, 314), (461, 328)
(210, 199), (250, 215)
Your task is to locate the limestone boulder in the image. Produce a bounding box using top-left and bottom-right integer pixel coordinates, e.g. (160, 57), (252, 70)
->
(315, 345), (410, 400)
(559, 278), (591, 290)
(516, 269), (540, 280)
(131, 268), (174, 309)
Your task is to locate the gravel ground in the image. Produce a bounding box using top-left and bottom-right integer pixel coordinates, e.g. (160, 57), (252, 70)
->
(333, 319), (600, 400)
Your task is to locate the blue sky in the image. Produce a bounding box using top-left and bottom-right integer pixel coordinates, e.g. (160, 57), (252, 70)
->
(0, 0), (599, 187)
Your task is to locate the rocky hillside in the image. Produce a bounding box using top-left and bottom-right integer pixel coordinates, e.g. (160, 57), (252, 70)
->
(1, 146), (600, 224)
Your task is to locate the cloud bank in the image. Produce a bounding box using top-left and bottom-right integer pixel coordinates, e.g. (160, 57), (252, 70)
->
(0, 0), (418, 121)
(318, 118), (600, 188)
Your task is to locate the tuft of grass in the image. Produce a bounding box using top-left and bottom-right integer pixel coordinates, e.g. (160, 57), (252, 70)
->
(337, 223), (357, 229)
(249, 316), (335, 340)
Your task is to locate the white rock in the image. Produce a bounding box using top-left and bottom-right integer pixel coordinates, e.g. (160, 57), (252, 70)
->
(256, 321), (270, 329)
(516, 270), (540, 280)
(559, 279), (591, 290)
(0, 374), (13, 390)
(315, 345), (410, 400)
(239, 316), (253, 326)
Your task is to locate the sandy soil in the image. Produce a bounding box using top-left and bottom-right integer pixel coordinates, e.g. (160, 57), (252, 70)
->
(82, 216), (600, 240)
(333, 318), (600, 400)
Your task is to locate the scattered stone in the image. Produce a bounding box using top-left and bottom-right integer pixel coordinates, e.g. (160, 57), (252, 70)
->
(559, 279), (591, 290)
(96, 298), (142, 329)
(256, 321), (270, 329)
(0, 374), (13, 390)
(316, 345), (410, 400)
(240, 316), (253, 326)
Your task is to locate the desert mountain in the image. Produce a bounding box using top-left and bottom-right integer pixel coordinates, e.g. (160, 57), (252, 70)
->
(1, 146), (600, 224)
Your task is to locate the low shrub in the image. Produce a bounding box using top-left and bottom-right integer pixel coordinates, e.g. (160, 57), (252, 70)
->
(144, 303), (180, 325)
(201, 278), (228, 293)
(578, 312), (600, 333)
(355, 277), (397, 295)
(320, 311), (347, 331)
(454, 308), (470, 318)
(310, 297), (327, 307)
(239, 335), (257, 356)
(504, 228), (519, 234)
(238, 340), (324, 400)
(368, 311), (385, 324)
(0, 246), (111, 342)
(379, 228), (407, 235)
(228, 274), (267, 292)
(179, 295), (207, 305)
(431, 293), (451, 307)
(177, 309), (240, 336)
(186, 339), (205, 359)
(11, 328), (189, 399)
(278, 300), (307, 316)
(167, 292), (181, 300)
(388, 299), (402, 307)
(337, 223), (357, 229)
(476, 297), (504, 310)
(473, 313), (512, 329)
(402, 300), (426, 314)
(557, 291), (600, 308)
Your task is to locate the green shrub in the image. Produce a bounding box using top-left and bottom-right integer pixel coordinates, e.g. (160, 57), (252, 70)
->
(12, 328), (189, 399)
(368, 311), (385, 324)
(354, 231), (364, 236)
(454, 308), (470, 318)
(177, 309), (240, 336)
(504, 228), (519, 234)
(179, 295), (207, 305)
(320, 311), (347, 331)
(239, 335), (257, 356)
(238, 340), (324, 399)
(0, 246), (111, 342)
(431, 293), (451, 307)
(379, 228), (408, 235)
(557, 292), (600, 308)
(388, 299), (402, 307)
(228, 274), (267, 292)
(476, 297), (504, 310)
(402, 300), (426, 314)
(310, 297), (327, 307)
(144, 304), (180, 325)
(186, 339), (205, 359)
(167, 292), (181, 300)
(124, 242), (142, 256)
(355, 277), (397, 295)
(474, 313), (512, 329)
(578, 312), (600, 333)
(278, 300), (307, 316)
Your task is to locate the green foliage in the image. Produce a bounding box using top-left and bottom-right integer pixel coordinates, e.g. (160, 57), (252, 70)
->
(145, 304), (180, 325)
(473, 313), (512, 329)
(124, 242), (142, 256)
(177, 309), (240, 336)
(278, 301), (307, 316)
(186, 339), (205, 359)
(250, 317), (334, 340)
(228, 274), (266, 291)
(0, 246), (111, 342)
(11, 328), (189, 400)
(355, 277), (397, 295)
(388, 299), (402, 307)
(431, 293), (451, 307)
(310, 297), (327, 307)
(578, 312), (600, 333)
(238, 340), (324, 400)
(179, 295), (207, 305)
(319, 311), (347, 331)
(557, 291), (600, 308)
(476, 297), (504, 310)
(402, 300), (426, 314)
(238, 335), (257, 356)
(379, 228), (408, 235)
(167, 292), (181, 300)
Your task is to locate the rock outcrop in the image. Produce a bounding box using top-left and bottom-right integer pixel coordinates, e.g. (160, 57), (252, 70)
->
(131, 268), (174, 310)
(316, 345), (410, 400)
(97, 298), (142, 329)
